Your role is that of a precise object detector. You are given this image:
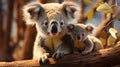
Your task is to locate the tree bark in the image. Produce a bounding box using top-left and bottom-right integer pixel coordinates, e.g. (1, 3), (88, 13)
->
(22, 25), (37, 59)
(1, 0), (15, 61)
(14, 0), (30, 60)
(0, 0), (3, 45)
(57, 42), (120, 67)
(78, 0), (85, 23)
(0, 60), (39, 66)
(12, 0), (26, 54)
(0, 41), (120, 67)
(37, 0), (52, 4)
(0, 0), (4, 58)
(0, 58), (55, 67)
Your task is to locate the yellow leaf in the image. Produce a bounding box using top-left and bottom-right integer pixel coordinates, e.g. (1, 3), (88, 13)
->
(107, 35), (116, 47)
(84, 0), (93, 6)
(111, 5), (116, 12)
(106, 13), (111, 18)
(99, 31), (107, 47)
(99, 38), (106, 46)
(87, 9), (94, 20)
(96, 3), (113, 13)
(99, 2), (104, 5)
(109, 28), (117, 39)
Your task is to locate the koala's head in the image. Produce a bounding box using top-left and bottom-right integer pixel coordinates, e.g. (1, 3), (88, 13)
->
(23, 2), (80, 38)
(67, 24), (93, 41)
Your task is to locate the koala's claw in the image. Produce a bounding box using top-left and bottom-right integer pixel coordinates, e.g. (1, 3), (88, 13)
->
(53, 52), (64, 60)
(81, 51), (90, 55)
(39, 53), (50, 64)
(40, 58), (49, 64)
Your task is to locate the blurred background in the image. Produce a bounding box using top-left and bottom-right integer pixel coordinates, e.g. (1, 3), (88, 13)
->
(0, 0), (120, 62)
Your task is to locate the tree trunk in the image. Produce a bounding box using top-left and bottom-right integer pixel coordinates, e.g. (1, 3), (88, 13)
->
(2, 0), (14, 61)
(0, 0), (3, 45)
(0, 0), (4, 60)
(22, 25), (37, 59)
(14, 0), (29, 60)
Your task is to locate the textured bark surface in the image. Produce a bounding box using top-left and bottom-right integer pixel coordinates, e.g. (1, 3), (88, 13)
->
(57, 41), (120, 67)
(0, 41), (120, 67)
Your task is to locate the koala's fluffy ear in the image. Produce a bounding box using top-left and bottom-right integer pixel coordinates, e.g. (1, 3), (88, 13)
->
(67, 24), (75, 31)
(62, 1), (80, 23)
(22, 2), (44, 25)
(86, 25), (94, 33)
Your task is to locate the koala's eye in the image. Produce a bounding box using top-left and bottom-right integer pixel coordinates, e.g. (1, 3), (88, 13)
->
(82, 33), (84, 36)
(43, 20), (48, 26)
(60, 22), (63, 25)
(45, 22), (48, 25)
(60, 20), (64, 26)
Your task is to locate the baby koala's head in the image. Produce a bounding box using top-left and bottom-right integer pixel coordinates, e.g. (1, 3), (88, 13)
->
(67, 24), (93, 41)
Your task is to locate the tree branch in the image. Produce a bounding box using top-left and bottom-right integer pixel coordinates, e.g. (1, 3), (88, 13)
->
(78, 0), (106, 23)
(0, 60), (39, 66)
(94, 13), (117, 37)
(93, 0), (117, 37)
(57, 41), (120, 66)
(0, 41), (120, 66)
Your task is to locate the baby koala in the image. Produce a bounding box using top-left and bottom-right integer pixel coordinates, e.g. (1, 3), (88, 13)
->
(67, 24), (103, 55)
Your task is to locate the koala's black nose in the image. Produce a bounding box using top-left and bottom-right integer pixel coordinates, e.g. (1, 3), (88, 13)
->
(51, 21), (57, 25)
(77, 36), (81, 40)
(51, 21), (58, 33)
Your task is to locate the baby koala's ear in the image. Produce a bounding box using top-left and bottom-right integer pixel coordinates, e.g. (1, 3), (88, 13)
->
(67, 24), (75, 31)
(86, 25), (94, 33)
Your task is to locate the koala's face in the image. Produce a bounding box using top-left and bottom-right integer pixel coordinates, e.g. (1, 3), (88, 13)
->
(37, 3), (66, 37)
(23, 2), (79, 38)
(67, 24), (93, 41)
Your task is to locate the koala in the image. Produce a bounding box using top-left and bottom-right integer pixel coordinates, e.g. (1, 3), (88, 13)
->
(22, 1), (79, 64)
(67, 24), (103, 55)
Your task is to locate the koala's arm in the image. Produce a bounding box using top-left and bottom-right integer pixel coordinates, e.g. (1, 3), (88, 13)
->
(33, 34), (49, 64)
(93, 37), (103, 50)
(53, 34), (73, 60)
(82, 37), (94, 55)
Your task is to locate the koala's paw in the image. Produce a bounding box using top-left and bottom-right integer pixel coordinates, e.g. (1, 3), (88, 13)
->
(53, 51), (65, 60)
(39, 53), (50, 64)
(81, 51), (90, 55)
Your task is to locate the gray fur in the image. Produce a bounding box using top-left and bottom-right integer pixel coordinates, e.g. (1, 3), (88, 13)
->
(23, 2), (79, 64)
(67, 24), (103, 55)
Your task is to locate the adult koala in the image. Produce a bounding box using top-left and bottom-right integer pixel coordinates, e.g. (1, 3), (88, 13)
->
(22, 1), (79, 64)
